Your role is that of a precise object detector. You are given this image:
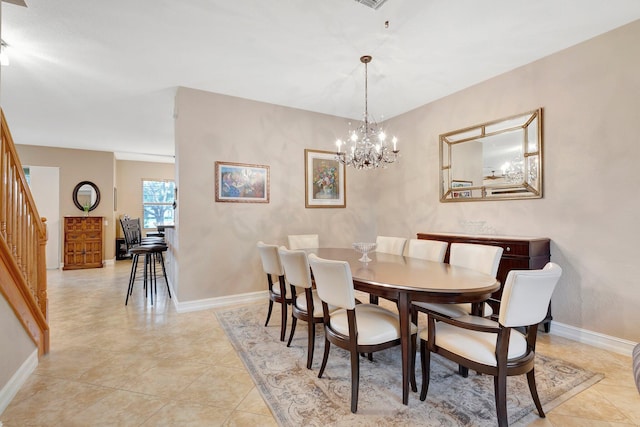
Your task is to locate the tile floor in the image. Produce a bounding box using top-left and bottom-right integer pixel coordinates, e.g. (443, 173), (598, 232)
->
(1, 261), (639, 426)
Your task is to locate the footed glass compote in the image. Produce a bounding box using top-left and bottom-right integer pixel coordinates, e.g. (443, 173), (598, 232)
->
(352, 242), (377, 263)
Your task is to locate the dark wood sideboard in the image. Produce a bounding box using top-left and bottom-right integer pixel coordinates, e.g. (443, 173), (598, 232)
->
(63, 216), (104, 270)
(417, 232), (552, 331)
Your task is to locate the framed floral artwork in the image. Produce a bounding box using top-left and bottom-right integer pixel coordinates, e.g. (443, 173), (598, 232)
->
(215, 161), (270, 203)
(305, 149), (346, 208)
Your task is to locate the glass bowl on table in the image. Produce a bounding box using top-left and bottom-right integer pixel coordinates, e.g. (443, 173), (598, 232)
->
(352, 242), (376, 263)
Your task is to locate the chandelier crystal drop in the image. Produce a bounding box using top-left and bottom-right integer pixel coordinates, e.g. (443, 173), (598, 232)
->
(335, 55), (399, 170)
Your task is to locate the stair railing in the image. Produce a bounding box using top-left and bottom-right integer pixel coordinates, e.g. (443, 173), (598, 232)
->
(0, 108), (49, 356)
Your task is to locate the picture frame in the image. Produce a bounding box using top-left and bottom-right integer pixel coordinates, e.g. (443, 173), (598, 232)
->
(452, 180), (472, 198)
(305, 149), (346, 208)
(215, 161), (270, 203)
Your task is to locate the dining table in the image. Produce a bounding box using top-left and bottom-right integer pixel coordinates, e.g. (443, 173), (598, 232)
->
(307, 247), (500, 405)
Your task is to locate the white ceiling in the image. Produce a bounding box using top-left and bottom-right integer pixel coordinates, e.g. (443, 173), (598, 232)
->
(2, 0), (640, 163)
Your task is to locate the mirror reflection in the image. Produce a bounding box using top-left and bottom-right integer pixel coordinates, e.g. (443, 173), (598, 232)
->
(440, 108), (542, 202)
(73, 181), (101, 212)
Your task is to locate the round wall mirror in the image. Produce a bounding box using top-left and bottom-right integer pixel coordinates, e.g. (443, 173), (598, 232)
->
(73, 181), (101, 212)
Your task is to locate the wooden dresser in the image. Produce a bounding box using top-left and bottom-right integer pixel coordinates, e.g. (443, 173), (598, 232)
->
(417, 232), (552, 331)
(63, 216), (104, 270)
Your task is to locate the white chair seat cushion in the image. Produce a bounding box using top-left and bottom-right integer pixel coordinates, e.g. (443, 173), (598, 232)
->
(271, 284), (292, 299)
(329, 304), (417, 345)
(413, 301), (493, 318)
(420, 321), (527, 366)
(295, 290), (325, 318)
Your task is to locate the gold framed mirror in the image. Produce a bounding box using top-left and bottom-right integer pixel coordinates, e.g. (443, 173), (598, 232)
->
(440, 108), (542, 202)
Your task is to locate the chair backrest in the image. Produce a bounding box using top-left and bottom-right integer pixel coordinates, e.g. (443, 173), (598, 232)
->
(308, 254), (356, 310)
(288, 234), (319, 250)
(375, 236), (407, 256)
(257, 241), (284, 276)
(499, 262), (562, 327)
(278, 246), (313, 289)
(406, 239), (448, 262)
(449, 243), (503, 277)
(120, 217), (143, 249)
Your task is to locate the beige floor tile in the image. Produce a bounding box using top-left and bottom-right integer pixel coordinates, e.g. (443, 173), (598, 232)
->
(222, 410), (279, 427)
(1, 376), (114, 426)
(140, 401), (232, 426)
(117, 359), (212, 399)
(549, 386), (633, 423)
(236, 387), (273, 417)
(65, 389), (168, 427)
(178, 365), (255, 408)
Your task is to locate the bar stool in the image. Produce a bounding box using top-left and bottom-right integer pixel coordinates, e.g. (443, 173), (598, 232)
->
(120, 218), (171, 305)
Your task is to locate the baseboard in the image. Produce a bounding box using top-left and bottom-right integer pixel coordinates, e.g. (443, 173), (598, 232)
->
(173, 290), (268, 313)
(0, 349), (38, 415)
(550, 321), (638, 356)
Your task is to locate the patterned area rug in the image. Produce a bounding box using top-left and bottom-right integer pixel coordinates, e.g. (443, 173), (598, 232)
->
(216, 304), (603, 427)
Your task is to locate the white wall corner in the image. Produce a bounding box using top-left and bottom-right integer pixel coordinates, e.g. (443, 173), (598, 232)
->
(0, 349), (38, 415)
(550, 321), (638, 356)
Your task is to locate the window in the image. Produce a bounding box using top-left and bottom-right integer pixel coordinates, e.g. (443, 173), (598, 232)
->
(142, 179), (175, 229)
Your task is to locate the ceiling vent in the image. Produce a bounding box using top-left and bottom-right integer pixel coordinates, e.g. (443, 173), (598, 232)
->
(354, 0), (389, 10)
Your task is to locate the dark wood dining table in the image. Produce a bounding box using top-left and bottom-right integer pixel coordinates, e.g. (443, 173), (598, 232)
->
(308, 247), (500, 405)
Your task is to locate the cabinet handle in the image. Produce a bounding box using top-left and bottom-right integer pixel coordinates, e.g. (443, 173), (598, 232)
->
(506, 247), (511, 252)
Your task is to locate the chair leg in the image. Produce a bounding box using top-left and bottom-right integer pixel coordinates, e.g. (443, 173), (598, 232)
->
(279, 300), (288, 342)
(157, 251), (171, 298)
(318, 338), (331, 378)
(265, 300), (274, 327)
(410, 332), (417, 393)
(150, 253), (157, 304)
(306, 319), (316, 369)
(494, 372), (508, 427)
(458, 365), (469, 377)
(286, 316), (298, 347)
(350, 348), (360, 413)
(144, 253), (152, 306)
(419, 339), (431, 401)
(527, 368), (545, 418)
(125, 254), (139, 305)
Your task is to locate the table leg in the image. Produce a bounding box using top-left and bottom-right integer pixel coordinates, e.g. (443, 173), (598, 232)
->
(398, 293), (410, 405)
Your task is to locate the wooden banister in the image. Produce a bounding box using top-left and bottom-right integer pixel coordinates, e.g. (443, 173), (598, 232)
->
(0, 108), (49, 356)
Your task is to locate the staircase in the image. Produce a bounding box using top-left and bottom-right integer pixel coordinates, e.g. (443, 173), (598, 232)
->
(0, 108), (49, 356)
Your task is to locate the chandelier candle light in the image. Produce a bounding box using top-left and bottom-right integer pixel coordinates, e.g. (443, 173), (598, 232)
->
(335, 55), (399, 170)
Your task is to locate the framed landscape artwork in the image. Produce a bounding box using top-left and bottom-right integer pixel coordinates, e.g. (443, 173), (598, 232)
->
(215, 161), (270, 203)
(305, 149), (346, 208)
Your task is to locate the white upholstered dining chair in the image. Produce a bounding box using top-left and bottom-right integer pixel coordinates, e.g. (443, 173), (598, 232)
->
(287, 234), (319, 250)
(257, 241), (292, 342)
(375, 235), (407, 255)
(413, 243), (503, 318)
(405, 238), (448, 262)
(308, 253), (417, 413)
(419, 262), (562, 427)
(278, 246), (325, 369)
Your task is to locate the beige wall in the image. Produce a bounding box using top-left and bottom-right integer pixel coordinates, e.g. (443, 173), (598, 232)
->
(174, 89), (377, 301)
(15, 145), (116, 260)
(175, 20), (640, 342)
(115, 160), (175, 236)
(0, 292), (35, 399)
(377, 20), (640, 342)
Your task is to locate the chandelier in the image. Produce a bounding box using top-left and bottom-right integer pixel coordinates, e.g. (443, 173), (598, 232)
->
(335, 55), (399, 170)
